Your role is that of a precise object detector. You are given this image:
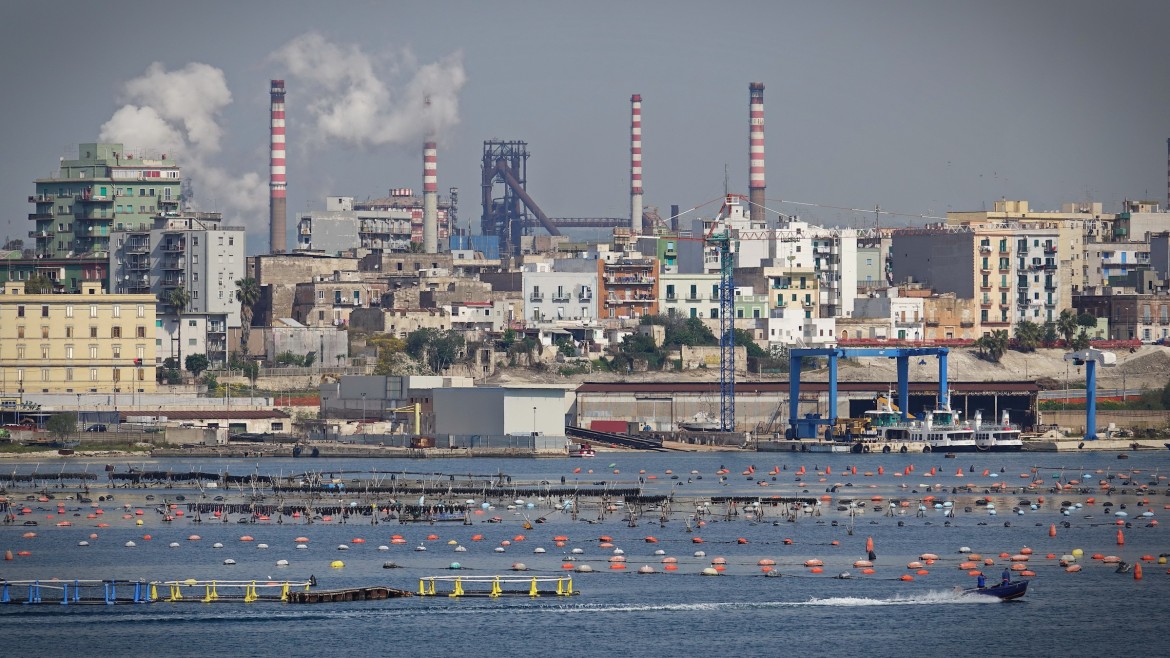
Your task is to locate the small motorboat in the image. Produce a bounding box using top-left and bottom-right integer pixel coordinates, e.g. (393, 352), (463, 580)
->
(962, 579), (1028, 601)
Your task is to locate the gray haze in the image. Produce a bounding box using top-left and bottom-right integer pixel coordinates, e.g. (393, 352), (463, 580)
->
(2, 0), (1169, 254)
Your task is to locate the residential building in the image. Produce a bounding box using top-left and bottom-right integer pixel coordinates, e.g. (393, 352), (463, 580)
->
(1075, 291), (1170, 342)
(1084, 241), (1151, 288)
(0, 281), (157, 394)
(291, 271), (386, 328)
(296, 191), (453, 254)
(109, 212), (245, 367)
(598, 255), (659, 320)
(523, 261), (598, 324)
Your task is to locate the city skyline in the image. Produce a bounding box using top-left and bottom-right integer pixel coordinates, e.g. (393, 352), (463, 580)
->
(3, 0), (1169, 255)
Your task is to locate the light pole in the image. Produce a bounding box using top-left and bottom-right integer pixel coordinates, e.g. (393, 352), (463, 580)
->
(532, 405), (537, 444)
(361, 392), (367, 443)
(76, 393), (81, 443)
(321, 395), (329, 441)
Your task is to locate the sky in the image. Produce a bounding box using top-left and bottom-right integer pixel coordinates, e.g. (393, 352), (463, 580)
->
(2, 0), (1169, 255)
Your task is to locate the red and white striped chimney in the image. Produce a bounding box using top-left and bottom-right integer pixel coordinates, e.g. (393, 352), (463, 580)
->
(630, 94), (643, 234)
(269, 80), (287, 254)
(422, 141), (438, 254)
(1166, 137), (1169, 211)
(748, 82), (765, 224)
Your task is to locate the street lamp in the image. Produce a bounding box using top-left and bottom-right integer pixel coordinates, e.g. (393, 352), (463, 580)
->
(361, 392), (367, 443)
(321, 395), (329, 441)
(76, 393), (81, 443)
(532, 405), (537, 443)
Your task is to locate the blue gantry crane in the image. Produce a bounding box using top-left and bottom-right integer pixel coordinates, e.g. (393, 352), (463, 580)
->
(787, 346), (951, 438)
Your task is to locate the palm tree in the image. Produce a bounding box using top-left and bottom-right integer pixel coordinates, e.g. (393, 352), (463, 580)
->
(975, 329), (1009, 362)
(163, 286), (191, 375)
(1056, 309), (1078, 346)
(1013, 320), (1042, 352)
(235, 277), (260, 358)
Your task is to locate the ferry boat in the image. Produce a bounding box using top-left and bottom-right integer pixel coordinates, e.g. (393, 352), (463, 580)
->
(917, 403), (977, 452)
(972, 411), (1023, 452)
(850, 396), (925, 453)
(852, 396), (975, 452)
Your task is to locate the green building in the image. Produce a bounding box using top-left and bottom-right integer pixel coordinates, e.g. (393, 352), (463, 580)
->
(8, 143), (182, 292)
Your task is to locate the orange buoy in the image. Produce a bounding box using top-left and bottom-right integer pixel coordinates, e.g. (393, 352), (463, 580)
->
(810, 566), (823, 574)
(916, 569), (929, 575)
(644, 536), (658, 543)
(1117, 529), (1124, 545)
(692, 537), (704, 544)
(3, 550), (12, 561)
(804, 559), (823, 567)
(737, 538), (748, 545)
(295, 537), (309, 543)
(861, 568), (876, 575)
(900, 574), (914, 581)
(830, 540), (840, 546)
(1066, 564), (1082, 573)
(865, 536), (874, 553)
(1049, 524), (1057, 538)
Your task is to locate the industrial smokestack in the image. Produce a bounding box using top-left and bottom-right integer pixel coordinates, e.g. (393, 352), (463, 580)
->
(630, 94), (643, 234)
(748, 82), (765, 224)
(1166, 138), (1169, 211)
(423, 141), (438, 254)
(269, 80), (287, 254)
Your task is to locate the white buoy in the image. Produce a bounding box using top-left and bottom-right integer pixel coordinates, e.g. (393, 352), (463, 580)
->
(415, 545), (427, 552)
(575, 565), (594, 573)
(223, 559), (236, 565)
(125, 541), (137, 547)
(378, 545), (390, 551)
(337, 544), (350, 551)
(168, 542), (179, 548)
(276, 559), (289, 567)
(212, 542), (224, 549)
(494, 547), (505, 553)
(654, 549), (666, 556)
(454, 545), (467, 552)
(571, 548), (584, 554)
(638, 565), (655, 574)
(257, 543), (269, 549)
(295, 544), (308, 550)
(78, 541), (90, 547)
(533, 547), (546, 554)
(694, 550), (706, 558)
(701, 567), (719, 576)
(613, 548), (625, 555)
(511, 562), (527, 571)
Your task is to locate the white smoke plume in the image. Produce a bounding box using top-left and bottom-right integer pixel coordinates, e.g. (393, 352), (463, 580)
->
(272, 32), (467, 146)
(99, 62), (267, 222)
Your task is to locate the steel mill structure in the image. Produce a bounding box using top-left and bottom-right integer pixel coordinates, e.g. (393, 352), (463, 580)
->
(748, 82), (765, 225)
(269, 79), (287, 254)
(630, 94), (643, 235)
(423, 141), (439, 254)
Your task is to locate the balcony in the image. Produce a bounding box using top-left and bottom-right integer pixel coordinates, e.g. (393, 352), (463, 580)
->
(894, 320), (919, 328)
(162, 258), (185, 271)
(124, 242), (150, 254)
(979, 245), (992, 253)
(960, 321), (975, 328)
(28, 213), (52, 221)
(1043, 245), (1057, 254)
(28, 195), (55, 203)
(605, 295), (655, 305)
(664, 294), (678, 302)
(604, 274), (654, 285)
(529, 293), (544, 303)
(28, 230), (50, 238)
(578, 294), (592, 303)
(552, 293), (571, 303)
(75, 194), (112, 203)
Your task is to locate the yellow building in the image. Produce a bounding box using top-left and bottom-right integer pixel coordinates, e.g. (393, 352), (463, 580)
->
(0, 281), (157, 395)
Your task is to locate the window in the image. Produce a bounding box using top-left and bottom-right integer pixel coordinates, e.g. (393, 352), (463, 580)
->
(188, 320), (197, 327)
(66, 345), (74, 359)
(112, 305), (121, 318)
(112, 345), (121, 359)
(66, 326), (73, 338)
(89, 305), (98, 318)
(90, 368), (98, 382)
(90, 326), (98, 338)
(40, 368), (49, 382)
(66, 305), (74, 318)
(137, 369), (145, 381)
(112, 326), (122, 338)
(189, 338), (197, 346)
(17, 305), (24, 318)
(41, 305), (49, 317)
(89, 345), (98, 359)
(40, 345), (49, 359)
(136, 345), (145, 359)
(41, 326), (49, 338)
(136, 326), (146, 338)
(16, 326), (24, 338)
(65, 368), (73, 381)
(137, 304), (145, 318)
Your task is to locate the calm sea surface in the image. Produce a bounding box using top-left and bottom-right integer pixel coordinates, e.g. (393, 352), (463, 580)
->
(2, 450), (1168, 657)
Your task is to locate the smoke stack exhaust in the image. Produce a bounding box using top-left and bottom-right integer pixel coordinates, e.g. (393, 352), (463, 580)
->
(269, 79), (287, 254)
(423, 141), (438, 254)
(630, 94), (643, 234)
(748, 82), (765, 224)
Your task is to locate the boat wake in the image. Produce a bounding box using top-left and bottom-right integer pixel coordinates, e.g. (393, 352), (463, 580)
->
(804, 590), (1001, 606)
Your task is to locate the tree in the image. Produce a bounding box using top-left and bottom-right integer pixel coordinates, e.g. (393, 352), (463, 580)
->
(1041, 323), (1059, 346)
(46, 412), (77, 441)
(2, 238), (23, 251)
(404, 328), (465, 373)
(234, 277), (260, 357)
(733, 329), (767, 358)
(24, 273), (54, 294)
(185, 353), (209, 378)
(1056, 309), (1078, 346)
(975, 330), (1009, 362)
(1013, 320), (1043, 352)
(1071, 330), (1091, 351)
(240, 360), (259, 386)
(1161, 379), (1170, 409)
(163, 286), (191, 375)
(303, 351), (316, 368)
(1077, 312), (1099, 339)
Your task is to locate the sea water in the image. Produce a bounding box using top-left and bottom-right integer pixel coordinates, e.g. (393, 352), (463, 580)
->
(2, 451), (1167, 657)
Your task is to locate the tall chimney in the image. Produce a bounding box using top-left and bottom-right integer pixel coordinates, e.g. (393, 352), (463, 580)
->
(1166, 138), (1169, 211)
(748, 82), (765, 224)
(423, 141), (438, 254)
(630, 94), (643, 234)
(269, 80), (287, 254)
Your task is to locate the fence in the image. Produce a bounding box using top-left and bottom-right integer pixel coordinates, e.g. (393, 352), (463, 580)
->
(1041, 409), (1170, 432)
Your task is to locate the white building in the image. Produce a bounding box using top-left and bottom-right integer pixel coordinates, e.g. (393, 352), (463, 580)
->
(522, 261), (598, 324)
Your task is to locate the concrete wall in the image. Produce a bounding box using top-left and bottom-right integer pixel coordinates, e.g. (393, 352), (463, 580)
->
(891, 232), (975, 298)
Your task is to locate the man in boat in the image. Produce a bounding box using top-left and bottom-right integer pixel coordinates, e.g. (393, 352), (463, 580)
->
(977, 574), (986, 589)
(1001, 568), (1011, 585)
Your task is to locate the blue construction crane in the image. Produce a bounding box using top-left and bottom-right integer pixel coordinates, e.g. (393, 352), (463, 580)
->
(713, 227), (735, 432)
(787, 346), (951, 438)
